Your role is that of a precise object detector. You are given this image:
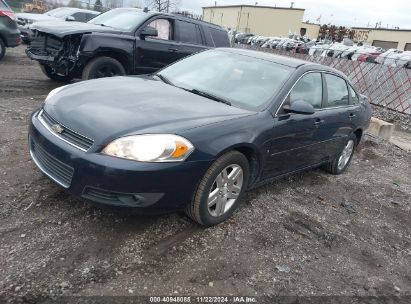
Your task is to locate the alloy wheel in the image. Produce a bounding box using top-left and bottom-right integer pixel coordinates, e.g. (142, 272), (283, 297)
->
(207, 164), (244, 217)
(338, 139), (354, 171)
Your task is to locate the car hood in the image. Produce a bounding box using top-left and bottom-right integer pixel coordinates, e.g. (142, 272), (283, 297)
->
(30, 21), (122, 37)
(17, 13), (59, 22)
(43, 77), (254, 146)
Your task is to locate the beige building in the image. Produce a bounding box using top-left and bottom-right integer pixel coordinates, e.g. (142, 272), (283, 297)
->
(203, 5), (411, 50)
(351, 28), (411, 50)
(202, 5), (305, 37)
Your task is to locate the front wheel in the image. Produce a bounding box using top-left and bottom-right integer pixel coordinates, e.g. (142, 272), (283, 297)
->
(39, 64), (74, 82)
(322, 134), (357, 175)
(82, 56), (126, 80)
(186, 151), (250, 226)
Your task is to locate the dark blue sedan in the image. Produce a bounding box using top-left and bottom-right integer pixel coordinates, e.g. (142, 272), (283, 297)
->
(28, 48), (372, 226)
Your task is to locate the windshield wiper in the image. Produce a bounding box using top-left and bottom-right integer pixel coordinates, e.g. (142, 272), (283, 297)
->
(155, 73), (174, 86)
(154, 76), (231, 106)
(187, 89), (231, 106)
(94, 23), (114, 28)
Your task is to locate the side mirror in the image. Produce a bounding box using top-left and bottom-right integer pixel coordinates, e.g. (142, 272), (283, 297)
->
(283, 99), (315, 115)
(140, 26), (158, 39)
(65, 16), (75, 22)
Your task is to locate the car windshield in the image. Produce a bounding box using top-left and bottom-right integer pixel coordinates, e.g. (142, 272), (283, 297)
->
(158, 50), (293, 111)
(88, 9), (148, 31)
(46, 8), (74, 18)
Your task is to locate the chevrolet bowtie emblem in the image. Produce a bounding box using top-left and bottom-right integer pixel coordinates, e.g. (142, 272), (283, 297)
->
(51, 124), (64, 134)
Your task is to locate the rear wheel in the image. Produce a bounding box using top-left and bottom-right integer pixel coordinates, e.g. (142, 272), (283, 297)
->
(186, 151), (249, 226)
(39, 64), (74, 82)
(0, 39), (6, 61)
(322, 134), (357, 175)
(82, 56), (126, 80)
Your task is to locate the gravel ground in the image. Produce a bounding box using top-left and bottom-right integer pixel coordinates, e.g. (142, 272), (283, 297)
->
(0, 46), (411, 303)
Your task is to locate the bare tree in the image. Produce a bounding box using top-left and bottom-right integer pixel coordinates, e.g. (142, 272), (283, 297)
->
(104, 0), (123, 9)
(146, 0), (180, 13)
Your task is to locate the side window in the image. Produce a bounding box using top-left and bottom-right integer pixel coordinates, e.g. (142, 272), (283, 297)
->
(175, 20), (202, 44)
(209, 28), (230, 47)
(349, 85), (359, 104)
(289, 73), (323, 109)
(146, 19), (172, 40)
(325, 74), (350, 107)
(71, 12), (86, 22)
(86, 13), (98, 22)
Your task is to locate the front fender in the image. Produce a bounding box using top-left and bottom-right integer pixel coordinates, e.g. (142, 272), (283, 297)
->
(180, 112), (273, 182)
(78, 33), (135, 68)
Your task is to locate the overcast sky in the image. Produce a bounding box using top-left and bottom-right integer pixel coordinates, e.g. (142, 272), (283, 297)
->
(170, 0), (411, 29)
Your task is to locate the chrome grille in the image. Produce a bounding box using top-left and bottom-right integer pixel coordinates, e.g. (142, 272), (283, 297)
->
(39, 110), (94, 151)
(30, 137), (74, 188)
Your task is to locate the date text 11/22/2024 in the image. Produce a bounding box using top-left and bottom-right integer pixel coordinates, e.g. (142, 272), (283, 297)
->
(149, 296), (257, 303)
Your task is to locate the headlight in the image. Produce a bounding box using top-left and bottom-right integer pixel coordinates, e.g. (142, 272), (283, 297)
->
(102, 134), (194, 162)
(45, 86), (65, 101)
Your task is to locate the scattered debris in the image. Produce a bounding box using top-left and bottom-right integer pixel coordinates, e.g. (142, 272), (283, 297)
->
(340, 201), (357, 213)
(275, 265), (291, 273)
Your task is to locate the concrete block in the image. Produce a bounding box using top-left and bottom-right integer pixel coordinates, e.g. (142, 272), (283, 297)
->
(366, 117), (395, 140)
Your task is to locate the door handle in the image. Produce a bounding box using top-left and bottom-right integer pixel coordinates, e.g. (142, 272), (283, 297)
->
(314, 119), (324, 127)
(168, 48), (178, 52)
(348, 113), (356, 118)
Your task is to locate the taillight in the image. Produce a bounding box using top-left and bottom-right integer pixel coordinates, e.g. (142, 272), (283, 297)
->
(0, 10), (16, 21)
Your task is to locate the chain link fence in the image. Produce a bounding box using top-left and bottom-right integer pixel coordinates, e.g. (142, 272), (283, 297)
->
(236, 45), (411, 115)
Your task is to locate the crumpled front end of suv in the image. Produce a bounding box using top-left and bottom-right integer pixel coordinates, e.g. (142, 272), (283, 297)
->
(26, 30), (83, 77)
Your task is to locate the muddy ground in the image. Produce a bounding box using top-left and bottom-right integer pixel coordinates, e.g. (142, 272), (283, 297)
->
(0, 46), (410, 303)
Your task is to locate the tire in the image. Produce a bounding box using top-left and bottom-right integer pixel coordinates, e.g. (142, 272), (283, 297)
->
(82, 56), (126, 80)
(322, 134), (357, 175)
(0, 39), (6, 61)
(39, 64), (74, 82)
(186, 151), (250, 227)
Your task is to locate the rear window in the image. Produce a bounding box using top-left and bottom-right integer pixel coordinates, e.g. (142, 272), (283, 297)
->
(325, 74), (350, 107)
(72, 12), (87, 22)
(209, 28), (230, 47)
(0, 0), (11, 10)
(175, 20), (202, 44)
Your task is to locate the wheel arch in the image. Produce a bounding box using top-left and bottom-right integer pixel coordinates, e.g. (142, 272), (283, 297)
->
(79, 34), (134, 74)
(214, 143), (262, 187)
(83, 50), (132, 74)
(353, 128), (363, 145)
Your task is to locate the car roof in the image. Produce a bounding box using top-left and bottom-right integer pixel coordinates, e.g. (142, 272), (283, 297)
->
(64, 7), (100, 14)
(218, 48), (346, 75)
(109, 8), (226, 31)
(219, 48), (312, 68)
(49, 7), (99, 14)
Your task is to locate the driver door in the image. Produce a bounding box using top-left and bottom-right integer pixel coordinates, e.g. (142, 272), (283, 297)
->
(135, 17), (181, 74)
(262, 72), (328, 178)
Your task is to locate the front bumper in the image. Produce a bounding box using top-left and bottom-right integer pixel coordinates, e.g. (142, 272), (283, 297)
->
(29, 110), (211, 210)
(26, 48), (55, 63)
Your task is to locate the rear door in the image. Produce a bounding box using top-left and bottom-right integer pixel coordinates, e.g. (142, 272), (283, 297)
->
(173, 19), (208, 59)
(317, 73), (361, 158)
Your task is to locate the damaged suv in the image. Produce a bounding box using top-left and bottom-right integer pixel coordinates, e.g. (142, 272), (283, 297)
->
(25, 8), (230, 81)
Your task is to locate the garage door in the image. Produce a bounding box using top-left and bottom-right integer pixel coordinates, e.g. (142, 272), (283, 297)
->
(404, 43), (411, 51)
(372, 40), (398, 49)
